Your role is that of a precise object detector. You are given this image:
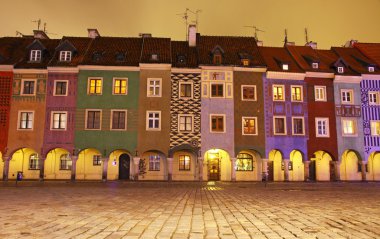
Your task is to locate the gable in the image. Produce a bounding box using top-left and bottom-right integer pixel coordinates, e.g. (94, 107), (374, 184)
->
(26, 39), (46, 51)
(56, 39), (77, 52)
(211, 45), (225, 55)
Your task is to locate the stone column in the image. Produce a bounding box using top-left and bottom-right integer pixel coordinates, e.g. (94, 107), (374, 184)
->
(71, 156), (78, 181)
(334, 161), (341, 181)
(167, 157), (173, 181)
(283, 159), (290, 182)
(231, 157), (237, 182)
(304, 160), (310, 181)
(133, 157), (140, 180)
(262, 159), (268, 181)
(102, 157), (108, 182)
(198, 157), (203, 181)
(2, 156), (10, 181)
(39, 157), (45, 181)
(361, 161), (367, 181)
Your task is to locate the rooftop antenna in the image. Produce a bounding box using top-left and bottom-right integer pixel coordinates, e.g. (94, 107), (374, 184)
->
(177, 8), (190, 40)
(284, 29), (288, 44)
(305, 28), (309, 43)
(189, 9), (202, 29)
(32, 18), (42, 30)
(16, 31), (24, 37)
(43, 22), (57, 36)
(244, 25), (265, 41)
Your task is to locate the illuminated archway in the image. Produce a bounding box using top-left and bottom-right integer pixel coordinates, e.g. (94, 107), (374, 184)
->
(289, 150), (304, 181)
(0, 152), (3, 180)
(75, 148), (103, 180)
(235, 150), (262, 181)
(44, 148), (71, 180)
(311, 151), (333, 181)
(139, 150), (167, 180)
(340, 150), (362, 181)
(9, 148), (40, 180)
(368, 151), (380, 181)
(268, 149), (283, 181)
(107, 149), (132, 180)
(203, 149), (231, 181)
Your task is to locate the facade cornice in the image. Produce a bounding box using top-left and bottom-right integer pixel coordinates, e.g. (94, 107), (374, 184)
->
(139, 64), (171, 70)
(171, 68), (201, 74)
(79, 65), (140, 71)
(13, 69), (48, 74)
(266, 71), (306, 81)
(305, 72), (335, 78)
(47, 67), (79, 73)
(200, 66), (234, 71)
(0, 65), (13, 71)
(361, 74), (380, 80)
(334, 75), (362, 84)
(233, 67), (267, 72)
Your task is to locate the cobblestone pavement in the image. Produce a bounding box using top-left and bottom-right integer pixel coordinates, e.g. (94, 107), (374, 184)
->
(0, 181), (380, 239)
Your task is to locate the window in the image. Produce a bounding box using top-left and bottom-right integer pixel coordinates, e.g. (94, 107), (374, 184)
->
(178, 115), (193, 132)
(273, 117), (286, 135)
(312, 62), (319, 69)
(18, 111), (34, 130)
(29, 154), (40, 170)
(242, 59), (249, 66)
(51, 112), (67, 130)
(368, 66), (375, 72)
(211, 115), (225, 133)
(59, 51), (72, 62)
(282, 64), (289, 71)
(60, 154), (72, 170)
(369, 92), (379, 105)
(30, 50), (41, 62)
(292, 117), (304, 135)
(337, 67), (344, 73)
(86, 110), (101, 130)
(213, 54), (222, 64)
(149, 155), (160, 171)
(273, 85), (285, 101)
(242, 117), (257, 135)
(21, 79), (36, 95)
(111, 110), (127, 130)
(341, 89), (354, 104)
(291, 86), (303, 102)
(113, 78), (128, 95)
(88, 78), (102, 95)
(371, 121), (380, 136)
(146, 111), (161, 130)
(147, 78), (162, 97)
(179, 155), (191, 171)
(342, 118), (357, 136)
(316, 118), (329, 137)
(93, 155), (102, 166)
(314, 86), (327, 101)
(211, 84), (224, 97)
(53, 81), (68, 96)
(241, 85), (256, 101)
(151, 54), (158, 61)
(235, 153), (253, 171)
(179, 82), (192, 98)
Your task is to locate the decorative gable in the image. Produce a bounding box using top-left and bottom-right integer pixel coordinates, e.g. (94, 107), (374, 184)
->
(26, 40), (46, 62)
(238, 52), (252, 66)
(211, 45), (224, 65)
(333, 58), (348, 73)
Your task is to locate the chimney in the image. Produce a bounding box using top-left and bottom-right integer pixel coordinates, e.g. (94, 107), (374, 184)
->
(344, 39), (358, 48)
(33, 30), (49, 39)
(139, 33), (152, 38)
(285, 42), (295, 46)
(188, 24), (197, 47)
(88, 29), (100, 39)
(306, 41), (318, 49)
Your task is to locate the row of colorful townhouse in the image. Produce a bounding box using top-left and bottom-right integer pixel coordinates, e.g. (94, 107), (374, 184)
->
(0, 27), (379, 182)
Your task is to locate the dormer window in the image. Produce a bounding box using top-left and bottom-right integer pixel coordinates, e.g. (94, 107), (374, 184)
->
(282, 63), (289, 71)
(59, 51), (72, 62)
(368, 66), (375, 72)
(337, 66), (344, 73)
(213, 54), (222, 65)
(177, 55), (186, 64)
(242, 59), (250, 66)
(116, 52), (126, 62)
(92, 52), (102, 62)
(312, 62), (319, 69)
(30, 50), (41, 62)
(151, 54), (158, 61)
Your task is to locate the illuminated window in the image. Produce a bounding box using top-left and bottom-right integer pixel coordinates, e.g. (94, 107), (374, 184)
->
(235, 153), (253, 171)
(18, 111), (34, 130)
(111, 110), (127, 130)
(241, 85), (256, 101)
(291, 86), (303, 102)
(178, 115), (193, 132)
(51, 111), (67, 130)
(242, 117), (257, 135)
(371, 121), (380, 136)
(273, 85), (285, 101)
(151, 54), (158, 61)
(86, 110), (101, 130)
(147, 78), (161, 97)
(60, 154), (72, 170)
(93, 155), (102, 166)
(211, 115), (225, 133)
(113, 78), (128, 95)
(341, 89), (354, 104)
(242, 59), (249, 66)
(312, 62), (319, 69)
(30, 50), (41, 62)
(282, 64), (289, 71)
(149, 155), (160, 171)
(146, 111), (161, 130)
(292, 117), (304, 135)
(179, 155), (191, 171)
(314, 86), (326, 101)
(369, 92), (379, 105)
(54, 81), (68, 96)
(29, 154), (40, 170)
(316, 118), (329, 137)
(88, 78), (102, 95)
(337, 66), (344, 73)
(179, 82), (192, 98)
(342, 118), (357, 136)
(59, 51), (72, 62)
(368, 66), (375, 72)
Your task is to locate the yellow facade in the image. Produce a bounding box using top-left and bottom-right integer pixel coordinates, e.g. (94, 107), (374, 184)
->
(269, 150), (284, 181)
(312, 151), (332, 181)
(368, 152), (380, 181)
(202, 149), (231, 181)
(340, 150), (361, 181)
(172, 151), (197, 181)
(9, 148), (40, 179)
(75, 149), (103, 180)
(289, 150), (304, 181)
(235, 151), (262, 181)
(107, 150), (132, 180)
(139, 151), (167, 180)
(44, 148), (71, 180)
(0, 152), (3, 179)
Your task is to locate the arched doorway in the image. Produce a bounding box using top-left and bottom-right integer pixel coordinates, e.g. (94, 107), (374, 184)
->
(44, 148), (72, 180)
(119, 154), (130, 180)
(76, 148), (102, 180)
(9, 148), (40, 180)
(107, 150), (131, 180)
(203, 149), (231, 181)
(368, 151), (380, 181)
(340, 150), (362, 181)
(235, 150), (262, 181)
(310, 151), (333, 181)
(0, 152), (4, 180)
(290, 150), (304, 181)
(268, 150), (283, 181)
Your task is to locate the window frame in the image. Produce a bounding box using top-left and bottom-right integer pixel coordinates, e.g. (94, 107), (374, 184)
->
(87, 77), (103, 95)
(179, 155), (191, 171)
(146, 111), (161, 131)
(210, 114), (226, 133)
(178, 81), (193, 99)
(178, 114), (194, 133)
(20, 79), (37, 96)
(112, 78), (128, 95)
(210, 83), (224, 98)
(242, 117), (258, 136)
(292, 117), (305, 136)
(370, 120), (380, 136)
(368, 91), (379, 105)
(314, 86), (327, 102)
(17, 110), (34, 130)
(85, 109), (102, 130)
(272, 84), (285, 101)
(59, 51), (72, 62)
(341, 118), (358, 137)
(50, 111), (68, 131)
(53, 80), (69, 96)
(235, 153), (254, 171)
(337, 66), (344, 73)
(282, 63), (289, 71)
(368, 66), (375, 72)
(147, 78), (162, 97)
(273, 116), (287, 135)
(93, 155), (102, 166)
(315, 117), (330, 137)
(30, 50), (42, 62)
(110, 110), (127, 131)
(149, 155), (160, 171)
(59, 154), (72, 170)
(312, 62), (319, 69)
(341, 89), (354, 105)
(29, 154), (40, 170)
(291, 85), (303, 102)
(241, 85), (257, 101)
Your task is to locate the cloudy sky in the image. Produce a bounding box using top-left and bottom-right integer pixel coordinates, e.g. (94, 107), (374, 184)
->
(1, 0), (380, 49)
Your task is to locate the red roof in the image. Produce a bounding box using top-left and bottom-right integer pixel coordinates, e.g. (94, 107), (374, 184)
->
(354, 43), (380, 66)
(315, 49), (359, 76)
(49, 37), (93, 67)
(171, 41), (198, 68)
(140, 37), (171, 64)
(258, 46), (303, 73)
(286, 45), (332, 73)
(332, 47), (380, 74)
